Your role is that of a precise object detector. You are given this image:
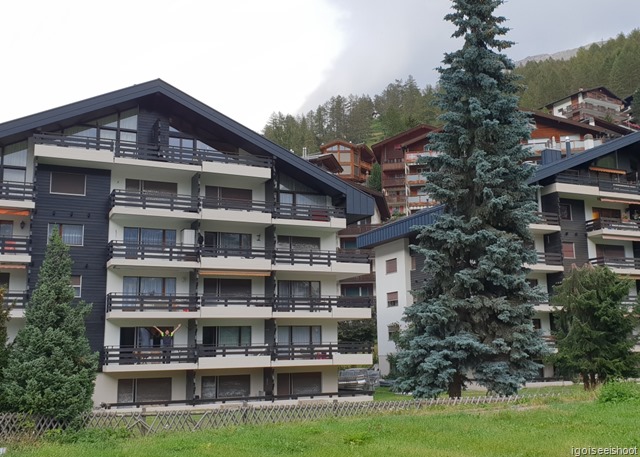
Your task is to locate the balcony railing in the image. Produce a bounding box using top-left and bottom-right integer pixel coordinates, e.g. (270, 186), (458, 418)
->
(0, 237), (31, 255)
(0, 182), (35, 201)
(108, 241), (199, 261)
(338, 224), (380, 236)
(198, 344), (270, 358)
(381, 161), (405, 171)
(586, 217), (640, 232)
(106, 293), (199, 312)
(272, 203), (344, 221)
(535, 212), (560, 225)
(273, 342), (372, 360)
(2, 291), (29, 309)
(535, 252), (563, 266)
(382, 177), (406, 187)
(200, 294), (272, 307)
(110, 190), (199, 212)
(556, 170), (640, 195)
(33, 133), (273, 168)
(272, 249), (370, 266)
(103, 345), (198, 365)
(590, 257), (640, 270)
(202, 197), (271, 213)
(200, 246), (269, 259)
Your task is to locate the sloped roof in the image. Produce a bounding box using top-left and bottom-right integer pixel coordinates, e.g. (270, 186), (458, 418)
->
(0, 79), (374, 222)
(528, 110), (612, 136)
(529, 130), (640, 184)
(541, 86), (623, 110)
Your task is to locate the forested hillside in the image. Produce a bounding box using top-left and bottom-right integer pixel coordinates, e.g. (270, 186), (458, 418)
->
(263, 30), (640, 155)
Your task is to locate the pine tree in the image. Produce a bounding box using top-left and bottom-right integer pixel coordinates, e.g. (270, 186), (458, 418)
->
(1, 231), (98, 423)
(394, 0), (547, 398)
(367, 163), (382, 192)
(550, 264), (640, 390)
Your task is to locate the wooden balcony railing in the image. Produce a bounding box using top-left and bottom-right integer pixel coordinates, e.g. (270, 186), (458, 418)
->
(200, 246), (269, 259)
(0, 182), (35, 201)
(198, 344), (270, 358)
(586, 217), (640, 232)
(272, 203), (345, 221)
(108, 241), (199, 261)
(200, 295), (272, 307)
(2, 291), (29, 309)
(272, 249), (370, 266)
(199, 295), (372, 310)
(535, 252), (563, 266)
(382, 177), (406, 187)
(103, 345), (198, 365)
(33, 133), (273, 168)
(110, 190), (199, 212)
(272, 341), (372, 360)
(0, 237), (31, 255)
(202, 197), (271, 213)
(535, 212), (560, 225)
(590, 257), (640, 270)
(106, 293), (199, 312)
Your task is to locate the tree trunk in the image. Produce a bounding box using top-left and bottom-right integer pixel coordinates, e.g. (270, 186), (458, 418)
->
(590, 372), (597, 389)
(582, 373), (590, 390)
(448, 372), (463, 398)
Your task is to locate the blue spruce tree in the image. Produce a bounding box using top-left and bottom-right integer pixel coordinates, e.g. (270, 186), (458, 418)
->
(394, 0), (547, 398)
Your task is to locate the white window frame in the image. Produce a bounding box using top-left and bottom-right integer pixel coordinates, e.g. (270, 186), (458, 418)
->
(48, 223), (84, 246)
(71, 275), (82, 298)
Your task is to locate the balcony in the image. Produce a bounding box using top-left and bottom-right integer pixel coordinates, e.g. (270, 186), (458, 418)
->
(272, 342), (373, 366)
(198, 344), (271, 369)
(102, 345), (198, 372)
(106, 293), (199, 317)
(407, 195), (435, 208)
(109, 190), (200, 220)
(590, 257), (640, 275)
(526, 252), (564, 273)
(530, 212), (561, 234)
(202, 197), (272, 225)
(551, 171), (640, 202)
(382, 177), (406, 188)
(0, 237), (31, 264)
(272, 203), (346, 229)
(272, 249), (370, 276)
(0, 182), (35, 209)
(33, 134), (273, 177)
(200, 246), (272, 271)
(381, 161), (405, 171)
(200, 294), (273, 318)
(586, 217), (640, 241)
(107, 241), (199, 269)
(385, 195), (407, 206)
(2, 290), (29, 318)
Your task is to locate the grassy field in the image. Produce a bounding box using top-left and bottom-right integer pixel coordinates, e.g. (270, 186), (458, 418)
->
(5, 391), (638, 457)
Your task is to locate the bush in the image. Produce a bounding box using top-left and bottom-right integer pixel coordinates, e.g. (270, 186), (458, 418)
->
(598, 381), (640, 404)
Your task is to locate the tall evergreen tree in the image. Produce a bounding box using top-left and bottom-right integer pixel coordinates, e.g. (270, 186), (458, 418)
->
(550, 264), (640, 390)
(366, 163), (383, 192)
(394, 0), (547, 398)
(2, 231), (98, 423)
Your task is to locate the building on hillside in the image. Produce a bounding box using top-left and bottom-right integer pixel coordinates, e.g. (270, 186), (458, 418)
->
(371, 124), (439, 216)
(358, 130), (640, 378)
(543, 86), (630, 125)
(315, 140), (377, 184)
(0, 80), (377, 408)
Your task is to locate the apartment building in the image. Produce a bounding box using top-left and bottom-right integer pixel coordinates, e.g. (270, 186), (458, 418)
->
(0, 80), (376, 408)
(543, 86), (629, 125)
(358, 130), (640, 377)
(317, 140), (376, 184)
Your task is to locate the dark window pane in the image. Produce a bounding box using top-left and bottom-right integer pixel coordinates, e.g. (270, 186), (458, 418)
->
(51, 172), (86, 195)
(217, 375), (250, 398)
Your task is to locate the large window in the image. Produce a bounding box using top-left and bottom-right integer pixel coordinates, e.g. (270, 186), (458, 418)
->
(387, 291), (399, 307)
(117, 378), (171, 404)
(63, 109), (138, 145)
(0, 221), (13, 237)
(276, 235), (320, 251)
(203, 278), (251, 296)
(48, 224), (83, 246)
(124, 227), (176, 246)
(278, 326), (321, 345)
(278, 175), (326, 207)
(125, 179), (177, 195)
(277, 372), (321, 396)
(0, 142), (27, 183)
(123, 277), (176, 296)
(278, 280), (320, 298)
(202, 326), (251, 346)
(204, 232), (252, 255)
(201, 375), (250, 399)
(562, 242), (575, 259)
(50, 172), (86, 195)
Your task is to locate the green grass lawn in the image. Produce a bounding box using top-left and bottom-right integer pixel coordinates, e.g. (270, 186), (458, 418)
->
(6, 397), (638, 457)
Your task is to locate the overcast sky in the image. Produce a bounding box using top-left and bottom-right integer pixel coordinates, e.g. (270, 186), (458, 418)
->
(1, 1), (638, 132)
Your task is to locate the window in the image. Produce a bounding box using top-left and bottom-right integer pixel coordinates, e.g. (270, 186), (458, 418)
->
(278, 280), (320, 298)
(50, 172), (86, 195)
(71, 275), (82, 298)
(205, 186), (252, 208)
(202, 326), (251, 346)
(559, 203), (572, 221)
(117, 378), (171, 404)
(124, 227), (176, 246)
(340, 238), (357, 249)
(123, 277), (176, 296)
(204, 232), (252, 256)
(410, 255), (417, 271)
(278, 326), (321, 344)
(0, 141), (27, 184)
(386, 258), (397, 274)
(201, 375), (250, 399)
(596, 244), (625, 259)
(48, 224), (83, 246)
(532, 318), (542, 330)
(388, 323), (400, 341)
(341, 284), (372, 297)
(387, 291), (399, 307)
(63, 109), (138, 145)
(277, 372), (321, 396)
(0, 220), (13, 237)
(276, 235), (320, 251)
(562, 242), (575, 259)
(203, 278), (251, 296)
(125, 179), (177, 195)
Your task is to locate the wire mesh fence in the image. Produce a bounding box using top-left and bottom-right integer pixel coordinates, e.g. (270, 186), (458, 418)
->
(0, 393), (557, 441)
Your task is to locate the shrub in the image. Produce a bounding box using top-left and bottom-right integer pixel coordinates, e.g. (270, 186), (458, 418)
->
(598, 381), (640, 404)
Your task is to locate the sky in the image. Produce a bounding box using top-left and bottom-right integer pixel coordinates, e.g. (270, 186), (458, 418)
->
(0, 0), (638, 133)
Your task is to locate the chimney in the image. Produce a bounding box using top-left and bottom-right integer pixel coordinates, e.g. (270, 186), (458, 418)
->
(584, 134), (594, 150)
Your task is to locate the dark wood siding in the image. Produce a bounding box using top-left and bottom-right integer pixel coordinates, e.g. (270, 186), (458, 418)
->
(31, 164), (110, 354)
(558, 198), (588, 269)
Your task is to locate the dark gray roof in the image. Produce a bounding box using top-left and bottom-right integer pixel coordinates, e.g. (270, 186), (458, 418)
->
(528, 130), (640, 184)
(357, 205), (444, 249)
(0, 79), (374, 222)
